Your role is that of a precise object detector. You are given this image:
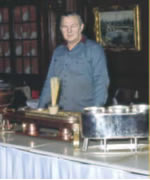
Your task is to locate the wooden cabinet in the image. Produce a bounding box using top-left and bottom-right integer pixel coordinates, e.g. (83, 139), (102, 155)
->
(0, 0), (66, 90)
(0, 0), (44, 90)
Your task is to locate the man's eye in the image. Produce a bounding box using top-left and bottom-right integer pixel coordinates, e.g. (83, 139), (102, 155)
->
(71, 25), (78, 28)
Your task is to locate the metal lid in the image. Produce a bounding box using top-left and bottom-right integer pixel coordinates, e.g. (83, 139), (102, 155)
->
(107, 105), (130, 113)
(130, 104), (150, 113)
(83, 106), (106, 113)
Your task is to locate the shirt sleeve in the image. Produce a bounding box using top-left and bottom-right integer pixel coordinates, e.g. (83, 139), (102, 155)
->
(38, 53), (56, 108)
(91, 44), (109, 106)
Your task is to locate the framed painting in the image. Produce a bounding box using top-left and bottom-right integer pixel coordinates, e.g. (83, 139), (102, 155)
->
(93, 5), (141, 51)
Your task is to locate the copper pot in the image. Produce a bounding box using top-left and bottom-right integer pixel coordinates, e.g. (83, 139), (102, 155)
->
(22, 122), (28, 133)
(27, 123), (38, 136)
(60, 128), (72, 141)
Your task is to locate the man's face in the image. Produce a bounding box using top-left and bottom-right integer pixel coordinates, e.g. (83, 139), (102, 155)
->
(60, 15), (84, 45)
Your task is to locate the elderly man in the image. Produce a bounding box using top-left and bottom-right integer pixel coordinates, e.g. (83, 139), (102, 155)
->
(38, 12), (109, 112)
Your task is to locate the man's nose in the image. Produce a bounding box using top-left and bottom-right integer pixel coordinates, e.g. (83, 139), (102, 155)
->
(67, 27), (72, 33)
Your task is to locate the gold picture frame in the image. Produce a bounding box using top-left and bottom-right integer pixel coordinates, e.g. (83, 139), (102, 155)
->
(93, 4), (141, 51)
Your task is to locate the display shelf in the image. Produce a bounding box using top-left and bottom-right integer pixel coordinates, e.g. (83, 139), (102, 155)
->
(0, 4), (39, 75)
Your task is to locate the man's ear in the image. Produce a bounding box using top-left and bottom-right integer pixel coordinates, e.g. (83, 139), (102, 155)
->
(80, 24), (84, 32)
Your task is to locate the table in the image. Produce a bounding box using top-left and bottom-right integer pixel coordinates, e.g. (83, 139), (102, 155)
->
(0, 132), (149, 179)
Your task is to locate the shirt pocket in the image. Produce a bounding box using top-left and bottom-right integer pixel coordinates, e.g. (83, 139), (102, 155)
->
(69, 56), (89, 75)
(53, 56), (65, 75)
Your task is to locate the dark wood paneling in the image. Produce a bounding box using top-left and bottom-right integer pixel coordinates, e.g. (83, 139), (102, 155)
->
(78, 0), (148, 103)
(0, 0), (148, 103)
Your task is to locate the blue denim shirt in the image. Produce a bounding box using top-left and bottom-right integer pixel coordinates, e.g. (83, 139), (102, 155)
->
(38, 37), (109, 112)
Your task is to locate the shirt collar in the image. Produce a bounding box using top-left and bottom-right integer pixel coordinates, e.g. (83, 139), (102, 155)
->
(80, 35), (86, 43)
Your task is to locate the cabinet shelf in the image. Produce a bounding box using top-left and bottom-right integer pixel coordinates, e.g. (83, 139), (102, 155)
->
(13, 38), (38, 41)
(0, 39), (10, 41)
(14, 21), (37, 24)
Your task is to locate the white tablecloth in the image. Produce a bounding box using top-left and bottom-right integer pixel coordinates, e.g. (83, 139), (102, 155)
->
(0, 145), (148, 179)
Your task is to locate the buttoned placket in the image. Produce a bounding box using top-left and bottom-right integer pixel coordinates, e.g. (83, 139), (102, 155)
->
(60, 53), (69, 106)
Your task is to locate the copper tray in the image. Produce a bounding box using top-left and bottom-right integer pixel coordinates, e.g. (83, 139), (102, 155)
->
(25, 108), (81, 123)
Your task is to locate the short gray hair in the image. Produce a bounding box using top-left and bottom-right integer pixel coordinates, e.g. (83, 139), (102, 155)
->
(60, 12), (84, 26)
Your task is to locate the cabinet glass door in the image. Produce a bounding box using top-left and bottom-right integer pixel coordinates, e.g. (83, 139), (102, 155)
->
(13, 5), (39, 74)
(0, 7), (11, 73)
(0, 5), (40, 75)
